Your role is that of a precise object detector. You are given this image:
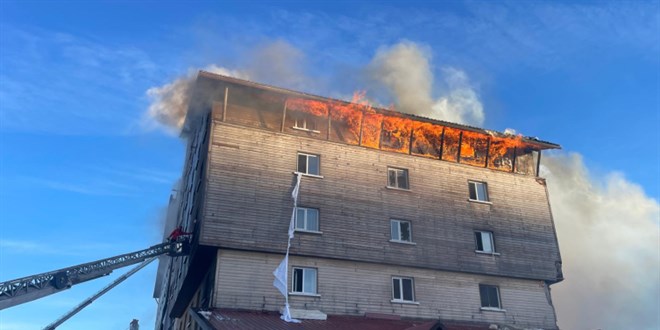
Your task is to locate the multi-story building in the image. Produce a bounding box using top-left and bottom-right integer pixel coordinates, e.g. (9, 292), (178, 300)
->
(153, 71), (564, 330)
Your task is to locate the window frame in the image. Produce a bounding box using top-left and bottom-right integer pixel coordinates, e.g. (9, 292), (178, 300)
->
(390, 219), (414, 244)
(479, 284), (504, 311)
(391, 276), (417, 304)
(468, 180), (490, 203)
(297, 152), (321, 177)
(387, 167), (410, 190)
(293, 115), (320, 133)
(291, 267), (319, 296)
(294, 207), (321, 233)
(474, 231), (498, 255)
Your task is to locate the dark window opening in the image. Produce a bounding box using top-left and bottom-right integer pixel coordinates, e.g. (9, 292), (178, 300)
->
(468, 181), (489, 201)
(388, 167), (409, 189)
(392, 277), (415, 302)
(475, 231), (495, 253)
(479, 284), (501, 309)
(297, 153), (320, 175)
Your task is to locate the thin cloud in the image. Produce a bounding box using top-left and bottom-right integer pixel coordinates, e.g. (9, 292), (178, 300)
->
(0, 25), (160, 135)
(15, 163), (176, 197)
(0, 239), (117, 257)
(87, 165), (179, 185)
(22, 176), (140, 197)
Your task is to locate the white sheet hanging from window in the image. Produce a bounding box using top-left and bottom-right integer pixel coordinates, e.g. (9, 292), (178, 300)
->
(272, 172), (302, 323)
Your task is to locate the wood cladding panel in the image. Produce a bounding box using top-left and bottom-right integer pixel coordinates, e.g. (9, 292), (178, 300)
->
(214, 250), (558, 329)
(201, 123), (561, 281)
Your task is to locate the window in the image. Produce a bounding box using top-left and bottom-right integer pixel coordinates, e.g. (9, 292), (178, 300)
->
(475, 231), (495, 253)
(479, 284), (502, 309)
(295, 207), (319, 232)
(468, 181), (489, 202)
(292, 267), (317, 294)
(297, 153), (320, 176)
(392, 277), (415, 302)
(293, 116), (318, 132)
(387, 167), (409, 189)
(390, 220), (412, 243)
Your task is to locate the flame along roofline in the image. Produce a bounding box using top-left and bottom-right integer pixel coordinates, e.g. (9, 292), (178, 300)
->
(197, 70), (561, 151)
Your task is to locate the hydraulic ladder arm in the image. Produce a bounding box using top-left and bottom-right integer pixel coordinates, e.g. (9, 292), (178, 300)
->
(0, 240), (189, 310)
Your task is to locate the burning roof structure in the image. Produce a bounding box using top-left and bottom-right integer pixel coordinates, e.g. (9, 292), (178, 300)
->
(189, 71), (559, 177)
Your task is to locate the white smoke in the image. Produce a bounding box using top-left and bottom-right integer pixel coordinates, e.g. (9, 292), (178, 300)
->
(368, 41), (484, 126)
(144, 40), (313, 134)
(144, 65), (246, 133)
(542, 153), (660, 330)
(244, 40), (308, 91)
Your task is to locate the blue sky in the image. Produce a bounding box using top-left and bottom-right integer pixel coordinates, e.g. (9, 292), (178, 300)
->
(1, 1), (658, 329)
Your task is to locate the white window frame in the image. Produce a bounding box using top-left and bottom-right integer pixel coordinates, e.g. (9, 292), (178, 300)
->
(291, 267), (318, 296)
(391, 276), (417, 303)
(468, 181), (489, 202)
(293, 116), (320, 133)
(297, 152), (321, 176)
(390, 219), (413, 244)
(387, 167), (410, 190)
(295, 207), (321, 233)
(475, 231), (498, 255)
(479, 284), (504, 311)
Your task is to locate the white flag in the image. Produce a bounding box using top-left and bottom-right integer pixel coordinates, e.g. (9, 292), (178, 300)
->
(272, 257), (288, 297)
(271, 172), (303, 323)
(281, 303), (300, 323)
(288, 208), (296, 239)
(291, 172), (302, 204)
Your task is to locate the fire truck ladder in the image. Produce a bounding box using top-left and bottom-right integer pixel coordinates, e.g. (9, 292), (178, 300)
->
(0, 240), (189, 310)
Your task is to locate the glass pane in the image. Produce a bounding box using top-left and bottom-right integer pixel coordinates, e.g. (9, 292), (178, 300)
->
(476, 183), (487, 201)
(398, 170), (408, 189)
(479, 285), (489, 307)
(307, 209), (319, 231)
(304, 269), (317, 293)
(400, 222), (411, 242)
(293, 269), (303, 292)
(482, 232), (493, 252)
(488, 287), (499, 308)
(392, 279), (401, 299)
(297, 154), (307, 173)
(469, 182), (477, 200)
(402, 279), (413, 301)
(391, 221), (400, 240)
(388, 169), (396, 187)
(295, 209), (305, 229)
(475, 232), (484, 251)
(308, 155), (319, 175)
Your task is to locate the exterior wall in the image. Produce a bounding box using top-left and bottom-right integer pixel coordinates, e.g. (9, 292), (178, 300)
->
(214, 249), (558, 329)
(154, 114), (211, 329)
(201, 122), (561, 282)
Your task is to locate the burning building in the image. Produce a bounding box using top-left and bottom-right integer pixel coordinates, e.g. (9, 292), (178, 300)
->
(153, 71), (563, 330)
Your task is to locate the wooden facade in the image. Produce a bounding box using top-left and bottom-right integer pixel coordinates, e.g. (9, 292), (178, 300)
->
(155, 72), (563, 330)
(202, 122), (562, 282)
(215, 249), (558, 329)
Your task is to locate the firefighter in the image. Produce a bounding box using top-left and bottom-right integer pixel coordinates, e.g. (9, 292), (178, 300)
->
(167, 226), (192, 242)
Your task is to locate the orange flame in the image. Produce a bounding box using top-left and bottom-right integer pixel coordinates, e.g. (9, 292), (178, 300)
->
(286, 98), (329, 116)
(460, 130), (489, 166)
(279, 91), (534, 172)
(411, 122), (444, 158)
(381, 116), (413, 152)
(442, 127), (461, 162)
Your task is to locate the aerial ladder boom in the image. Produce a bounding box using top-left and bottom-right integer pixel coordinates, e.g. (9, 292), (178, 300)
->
(43, 258), (156, 330)
(0, 240), (189, 310)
